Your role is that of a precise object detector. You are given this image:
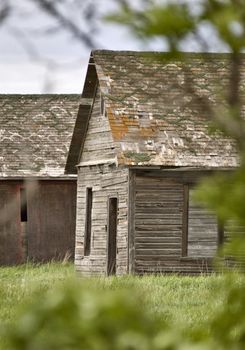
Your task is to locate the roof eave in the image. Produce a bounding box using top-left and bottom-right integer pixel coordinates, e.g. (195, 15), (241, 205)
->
(65, 52), (98, 174)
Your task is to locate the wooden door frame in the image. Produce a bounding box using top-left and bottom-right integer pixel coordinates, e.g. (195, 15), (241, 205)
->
(128, 169), (135, 274)
(106, 195), (118, 276)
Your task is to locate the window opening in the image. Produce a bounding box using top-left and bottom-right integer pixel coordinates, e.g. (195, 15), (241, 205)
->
(20, 187), (28, 222)
(84, 188), (93, 256)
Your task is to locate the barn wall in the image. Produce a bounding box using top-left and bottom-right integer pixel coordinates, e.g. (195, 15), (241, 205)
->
(131, 169), (219, 274)
(0, 182), (23, 265)
(27, 180), (76, 262)
(75, 164), (128, 275)
(0, 179), (76, 265)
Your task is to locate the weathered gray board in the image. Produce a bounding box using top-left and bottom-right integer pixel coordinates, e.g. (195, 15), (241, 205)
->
(75, 86), (129, 275)
(129, 169), (220, 274)
(75, 164), (128, 276)
(76, 167), (226, 275)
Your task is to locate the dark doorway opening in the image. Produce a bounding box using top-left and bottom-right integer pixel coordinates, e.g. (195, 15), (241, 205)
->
(107, 197), (118, 276)
(84, 188), (93, 256)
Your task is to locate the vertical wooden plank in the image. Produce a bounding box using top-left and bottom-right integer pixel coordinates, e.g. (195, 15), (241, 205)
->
(26, 180), (41, 261)
(107, 197), (118, 275)
(0, 182), (23, 265)
(182, 184), (189, 257)
(84, 188), (93, 256)
(128, 169), (135, 274)
(27, 181), (76, 262)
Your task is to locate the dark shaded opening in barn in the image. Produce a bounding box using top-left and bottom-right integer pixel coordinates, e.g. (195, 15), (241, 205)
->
(107, 197), (118, 276)
(20, 186), (28, 261)
(84, 187), (93, 256)
(20, 187), (28, 222)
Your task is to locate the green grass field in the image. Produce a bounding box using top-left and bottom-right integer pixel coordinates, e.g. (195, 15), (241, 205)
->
(0, 263), (225, 332)
(2, 263), (245, 349)
(0, 263), (75, 328)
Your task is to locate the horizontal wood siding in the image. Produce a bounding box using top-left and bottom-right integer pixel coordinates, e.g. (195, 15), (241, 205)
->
(75, 165), (128, 276)
(80, 89), (117, 164)
(134, 175), (183, 273)
(133, 170), (215, 274)
(0, 182), (23, 265)
(188, 189), (218, 257)
(75, 81), (127, 275)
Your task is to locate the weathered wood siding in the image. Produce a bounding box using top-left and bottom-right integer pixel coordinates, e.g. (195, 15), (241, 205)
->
(0, 182), (23, 265)
(188, 189), (218, 257)
(27, 181), (76, 262)
(75, 87), (128, 275)
(0, 180), (76, 265)
(75, 165), (128, 275)
(131, 170), (218, 274)
(80, 89), (117, 164)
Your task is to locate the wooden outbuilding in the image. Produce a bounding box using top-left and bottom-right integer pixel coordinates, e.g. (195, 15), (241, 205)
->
(0, 94), (79, 265)
(66, 51), (240, 275)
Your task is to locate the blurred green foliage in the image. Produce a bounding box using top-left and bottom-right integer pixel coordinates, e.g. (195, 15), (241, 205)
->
(108, 0), (245, 53)
(210, 276), (245, 350)
(4, 274), (245, 350)
(6, 279), (164, 350)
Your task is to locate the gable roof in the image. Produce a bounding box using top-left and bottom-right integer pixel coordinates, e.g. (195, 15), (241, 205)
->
(66, 50), (240, 173)
(0, 94), (80, 178)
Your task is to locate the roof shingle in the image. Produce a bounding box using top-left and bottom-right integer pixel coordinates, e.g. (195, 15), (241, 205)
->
(0, 94), (80, 177)
(92, 50), (240, 168)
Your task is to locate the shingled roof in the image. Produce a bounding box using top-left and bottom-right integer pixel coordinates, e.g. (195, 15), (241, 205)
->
(0, 94), (80, 177)
(66, 50), (241, 173)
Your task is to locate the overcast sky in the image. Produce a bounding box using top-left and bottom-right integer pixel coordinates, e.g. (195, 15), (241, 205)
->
(0, 0), (228, 94)
(0, 0), (154, 94)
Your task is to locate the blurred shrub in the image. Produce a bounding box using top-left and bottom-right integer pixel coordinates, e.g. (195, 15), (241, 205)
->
(4, 274), (245, 350)
(210, 275), (245, 350)
(5, 279), (165, 350)
(4, 277), (211, 350)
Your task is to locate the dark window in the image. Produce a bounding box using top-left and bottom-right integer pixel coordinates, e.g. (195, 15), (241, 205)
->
(84, 188), (93, 256)
(182, 186), (221, 257)
(107, 197), (118, 276)
(20, 187), (28, 222)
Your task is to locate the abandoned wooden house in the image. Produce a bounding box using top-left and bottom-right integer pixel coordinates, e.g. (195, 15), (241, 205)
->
(66, 50), (239, 275)
(0, 94), (79, 265)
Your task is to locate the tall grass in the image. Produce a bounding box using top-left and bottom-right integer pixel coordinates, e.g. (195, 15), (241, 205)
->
(0, 263), (231, 348)
(93, 274), (225, 327)
(0, 262), (75, 328)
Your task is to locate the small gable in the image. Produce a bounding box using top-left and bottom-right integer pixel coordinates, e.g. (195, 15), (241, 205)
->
(79, 88), (117, 167)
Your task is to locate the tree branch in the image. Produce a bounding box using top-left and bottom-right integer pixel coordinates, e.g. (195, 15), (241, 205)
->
(35, 0), (97, 48)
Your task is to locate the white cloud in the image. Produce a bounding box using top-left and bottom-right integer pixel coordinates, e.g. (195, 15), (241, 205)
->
(0, 0), (159, 93)
(0, 58), (88, 94)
